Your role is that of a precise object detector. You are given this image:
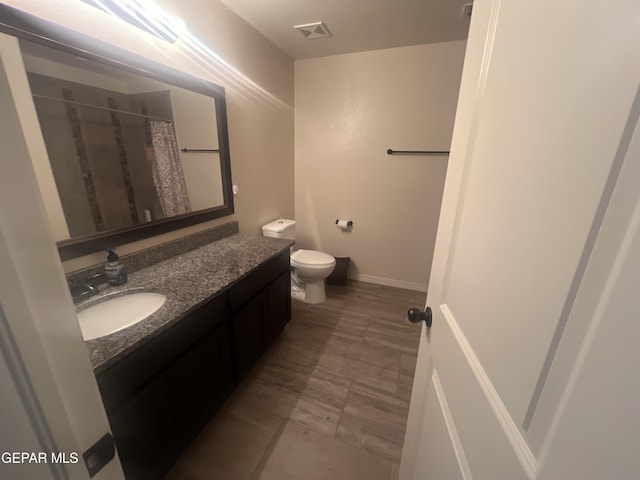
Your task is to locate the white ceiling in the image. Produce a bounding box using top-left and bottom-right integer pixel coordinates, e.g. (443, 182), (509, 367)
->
(219, 0), (472, 60)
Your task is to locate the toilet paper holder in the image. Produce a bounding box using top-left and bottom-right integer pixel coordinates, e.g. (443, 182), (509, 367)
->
(335, 219), (353, 228)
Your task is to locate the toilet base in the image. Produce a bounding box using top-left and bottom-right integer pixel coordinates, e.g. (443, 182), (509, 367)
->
(302, 279), (327, 304)
(291, 279), (327, 304)
(291, 284), (306, 302)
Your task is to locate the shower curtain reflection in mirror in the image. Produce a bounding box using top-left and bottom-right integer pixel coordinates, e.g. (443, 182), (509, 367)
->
(29, 71), (194, 239)
(149, 120), (191, 217)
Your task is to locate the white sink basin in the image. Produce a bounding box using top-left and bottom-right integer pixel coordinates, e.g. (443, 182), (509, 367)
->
(77, 292), (166, 340)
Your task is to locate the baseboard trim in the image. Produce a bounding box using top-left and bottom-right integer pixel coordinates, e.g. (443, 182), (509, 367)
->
(349, 273), (427, 292)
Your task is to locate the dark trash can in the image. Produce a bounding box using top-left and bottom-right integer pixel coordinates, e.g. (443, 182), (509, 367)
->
(327, 257), (350, 286)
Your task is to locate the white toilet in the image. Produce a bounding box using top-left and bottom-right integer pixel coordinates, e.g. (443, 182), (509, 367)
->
(262, 219), (336, 304)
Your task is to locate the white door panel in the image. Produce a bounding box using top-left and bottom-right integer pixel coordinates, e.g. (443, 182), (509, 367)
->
(410, 369), (467, 480)
(442, 0), (640, 424)
(537, 122), (640, 476)
(402, 0), (640, 478)
(0, 330), (54, 480)
(527, 98), (640, 453)
(434, 305), (531, 479)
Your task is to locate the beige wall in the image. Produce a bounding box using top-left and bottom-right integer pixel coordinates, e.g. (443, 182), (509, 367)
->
(4, 0), (294, 271)
(168, 88), (223, 210)
(294, 41), (466, 291)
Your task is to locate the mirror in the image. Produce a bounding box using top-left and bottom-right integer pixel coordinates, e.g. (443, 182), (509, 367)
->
(0, 5), (233, 260)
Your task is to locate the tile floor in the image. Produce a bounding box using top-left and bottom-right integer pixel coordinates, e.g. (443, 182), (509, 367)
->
(166, 281), (425, 479)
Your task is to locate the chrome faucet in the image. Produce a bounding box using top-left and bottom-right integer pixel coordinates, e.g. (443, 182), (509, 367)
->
(70, 272), (105, 303)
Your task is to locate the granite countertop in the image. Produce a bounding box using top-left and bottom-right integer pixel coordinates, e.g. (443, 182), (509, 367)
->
(82, 234), (292, 373)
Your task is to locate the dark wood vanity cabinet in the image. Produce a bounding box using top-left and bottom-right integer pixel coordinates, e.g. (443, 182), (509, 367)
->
(95, 251), (290, 479)
(107, 374), (172, 479)
(230, 252), (291, 379)
(165, 319), (234, 448)
(265, 270), (292, 343)
(98, 294), (232, 479)
(232, 292), (266, 379)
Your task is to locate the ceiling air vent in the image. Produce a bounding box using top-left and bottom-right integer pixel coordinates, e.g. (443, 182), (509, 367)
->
(294, 22), (332, 40)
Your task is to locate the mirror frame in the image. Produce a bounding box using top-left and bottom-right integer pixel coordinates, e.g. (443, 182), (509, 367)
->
(0, 4), (234, 260)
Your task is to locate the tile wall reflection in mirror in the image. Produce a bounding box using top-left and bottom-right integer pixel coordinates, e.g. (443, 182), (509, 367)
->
(22, 40), (224, 241)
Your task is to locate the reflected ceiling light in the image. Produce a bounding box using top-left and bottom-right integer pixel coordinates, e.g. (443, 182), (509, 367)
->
(81, 0), (289, 110)
(82, 0), (181, 42)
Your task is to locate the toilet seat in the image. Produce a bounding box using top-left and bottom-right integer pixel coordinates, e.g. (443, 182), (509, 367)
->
(291, 249), (335, 268)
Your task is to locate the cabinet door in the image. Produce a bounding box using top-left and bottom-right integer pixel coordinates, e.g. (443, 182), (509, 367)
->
(96, 295), (229, 415)
(166, 322), (234, 447)
(109, 374), (172, 480)
(264, 270), (291, 344)
(232, 292), (266, 379)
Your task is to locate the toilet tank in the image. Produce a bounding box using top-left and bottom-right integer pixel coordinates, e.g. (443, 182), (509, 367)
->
(261, 219), (296, 240)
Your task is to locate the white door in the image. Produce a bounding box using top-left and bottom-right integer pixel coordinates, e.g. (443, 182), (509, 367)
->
(400, 0), (640, 478)
(0, 33), (124, 479)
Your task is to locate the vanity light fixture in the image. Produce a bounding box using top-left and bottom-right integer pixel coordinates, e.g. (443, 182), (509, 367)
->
(294, 21), (332, 40)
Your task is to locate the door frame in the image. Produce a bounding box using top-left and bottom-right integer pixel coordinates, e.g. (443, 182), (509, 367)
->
(0, 32), (123, 479)
(400, 0), (503, 475)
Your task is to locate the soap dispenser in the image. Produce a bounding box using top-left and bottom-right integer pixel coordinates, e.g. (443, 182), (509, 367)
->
(105, 248), (127, 286)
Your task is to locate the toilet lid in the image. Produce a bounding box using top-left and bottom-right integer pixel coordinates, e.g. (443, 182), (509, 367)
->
(291, 249), (335, 267)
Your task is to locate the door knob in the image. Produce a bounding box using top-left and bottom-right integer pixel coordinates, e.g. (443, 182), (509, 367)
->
(408, 306), (432, 328)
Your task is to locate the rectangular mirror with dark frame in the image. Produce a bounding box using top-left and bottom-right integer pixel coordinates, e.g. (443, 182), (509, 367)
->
(0, 4), (234, 260)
